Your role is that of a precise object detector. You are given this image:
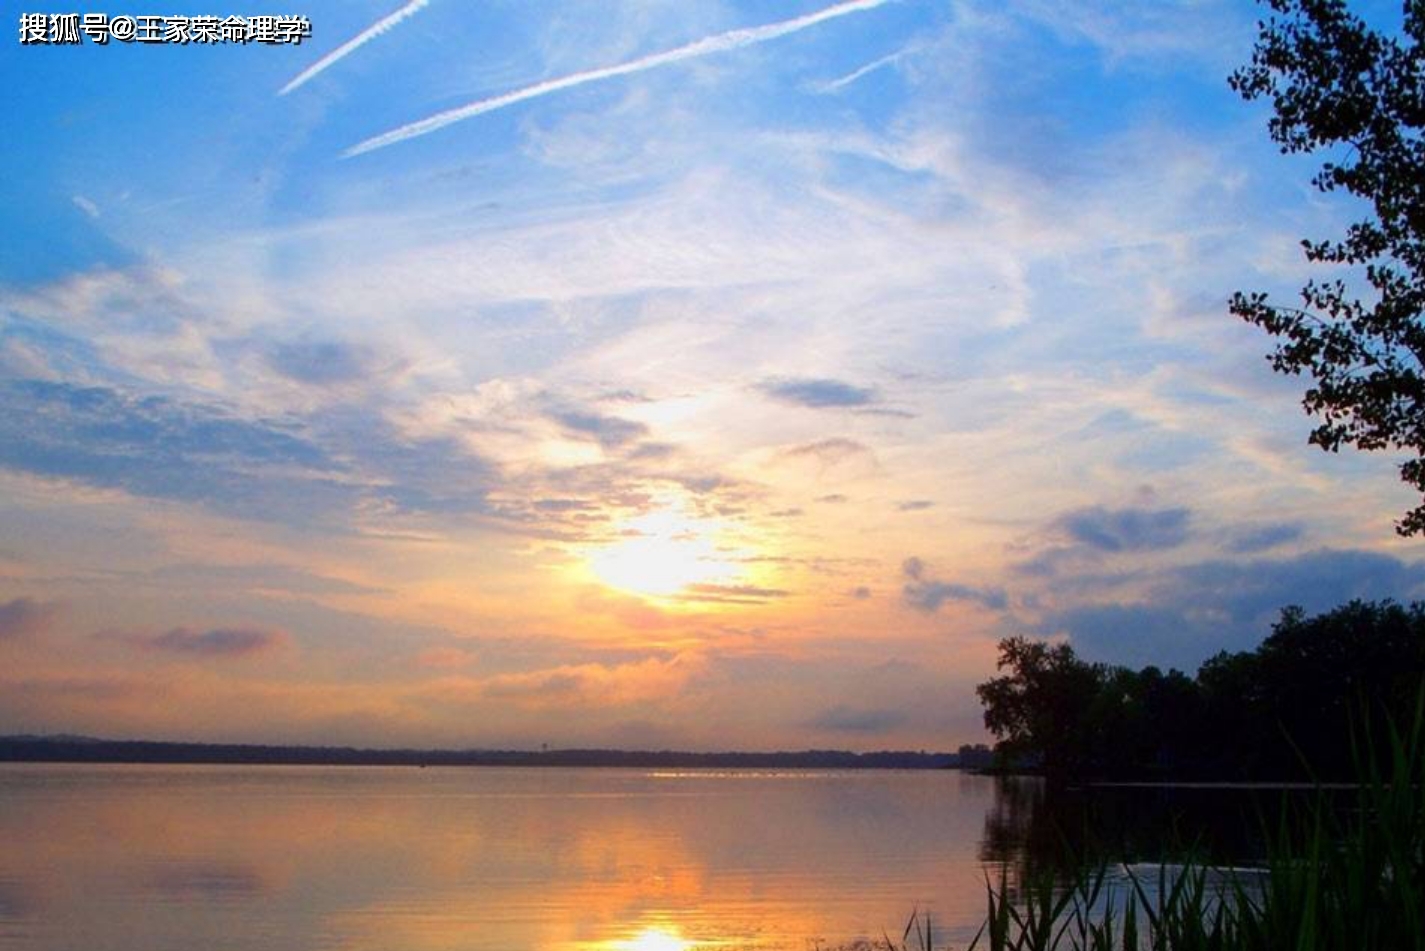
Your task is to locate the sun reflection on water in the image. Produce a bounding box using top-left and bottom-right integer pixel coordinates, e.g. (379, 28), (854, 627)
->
(583, 924), (696, 951)
(622, 927), (694, 951)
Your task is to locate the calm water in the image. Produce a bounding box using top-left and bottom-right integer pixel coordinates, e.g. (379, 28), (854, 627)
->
(0, 764), (1022, 951)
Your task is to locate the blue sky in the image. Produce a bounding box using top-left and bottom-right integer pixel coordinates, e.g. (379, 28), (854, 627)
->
(1, 0), (1422, 750)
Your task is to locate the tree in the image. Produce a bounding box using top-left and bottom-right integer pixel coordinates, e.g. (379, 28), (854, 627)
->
(976, 603), (1425, 782)
(1229, 0), (1425, 533)
(975, 637), (1104, 778)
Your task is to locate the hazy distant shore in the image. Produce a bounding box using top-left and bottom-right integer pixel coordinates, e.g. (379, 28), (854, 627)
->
(0, 736), (959, 769)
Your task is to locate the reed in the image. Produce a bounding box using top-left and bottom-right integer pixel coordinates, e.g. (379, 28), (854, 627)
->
(896, 696), (1425, 951)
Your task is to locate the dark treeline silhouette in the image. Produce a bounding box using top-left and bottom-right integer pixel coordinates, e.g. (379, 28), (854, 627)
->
(977, 599), (1425, 782)
(0, 737), (957, 770)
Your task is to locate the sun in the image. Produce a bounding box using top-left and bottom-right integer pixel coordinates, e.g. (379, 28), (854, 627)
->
(586, 507), (736, 598)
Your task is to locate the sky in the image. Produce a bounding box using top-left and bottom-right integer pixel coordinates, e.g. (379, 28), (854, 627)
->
(1, 0), (1422, 752)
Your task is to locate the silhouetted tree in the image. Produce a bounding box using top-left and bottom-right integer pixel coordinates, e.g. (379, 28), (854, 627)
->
(976, 600), (1425, 781)
(1230, 0), (1425, 533)
(976, 637), (1105, 779)
(1088, 665), (1204, 777)
(1248, 598), (1425, 776)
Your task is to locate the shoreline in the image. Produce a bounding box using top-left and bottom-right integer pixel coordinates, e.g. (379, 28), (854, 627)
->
(0, 736), (961, 770)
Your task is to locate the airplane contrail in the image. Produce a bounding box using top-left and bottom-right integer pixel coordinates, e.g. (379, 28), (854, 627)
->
(344, 0), (896, 157)
(280, 0), (431, 97)
(817, 49), (905, 93)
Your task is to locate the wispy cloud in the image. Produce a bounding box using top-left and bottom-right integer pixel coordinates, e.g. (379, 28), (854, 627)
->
(105, 626), (286, 659)
(762, 377), (877, 409)
(70, 195), (100, 219)
(902, 557), (1007, 613)
(279, 0), (431, 96)
(678, 583), (791, 605)
(814, 49), (905, 93)
(344, 0), (897, 156)
(783, 438), (874, 468)
(1058, 505), (1192, 553)
(550, 409), (649, 449)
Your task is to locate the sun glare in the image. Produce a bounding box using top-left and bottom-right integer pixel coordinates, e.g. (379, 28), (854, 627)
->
(586, 507), (736, 598)
(622, 927), (693, 951)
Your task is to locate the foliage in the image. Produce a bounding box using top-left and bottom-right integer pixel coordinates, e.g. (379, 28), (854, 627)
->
(956, 695), (1425, 951)
(975, 639), (1106, 779)
(1229, 0), (1425, 533)
(975, 600), (1425, 781)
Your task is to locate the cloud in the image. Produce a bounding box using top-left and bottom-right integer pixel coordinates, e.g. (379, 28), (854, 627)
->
(897, 499), (934, 511)
(263, 337), (385, 386)
(551, 409), (649, 449)
(598, 389), (651, 404)
(142, 563), (382, 598)
(0, 597), (58, 640)
(1010, 546), (1083, 578)
(464, 654), (699, 709)
(1226, 521), (1303, 554)
(1045, 548), (1425, 670)
(1058, 505), (1191, 553)
(533, 497), (596, 513)
(112, 626), (285, 659)
(344, 0), (897, 156)
(902, 557), (1008, 612)
(807, 704), (908, 733)
(0, 378), (348, 521)
(627, 442), (677, 460)
(279, 0), (431, 96)
(678, 583), (791, 605)
(0, 378), (493, 523)
(70, 195), (100, 219)
(480, 669), (585, 702)
(1167, 549), (1425, 625)
(783, 438), (872, 466)
(761, 377), (877, 408)
(814, 49), (907, 93)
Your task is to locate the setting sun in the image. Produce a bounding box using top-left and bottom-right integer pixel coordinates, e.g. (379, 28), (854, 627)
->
(585, 508), (738, 598)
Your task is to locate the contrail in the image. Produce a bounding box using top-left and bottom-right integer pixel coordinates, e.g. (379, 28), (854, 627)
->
(280, 0), (431, 96)
(344, 0), (895, 157)
(817, 49), (904, 93)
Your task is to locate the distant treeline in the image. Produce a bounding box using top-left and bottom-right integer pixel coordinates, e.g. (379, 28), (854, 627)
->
(977, 599), (1425, 781)
(0, 737), (959, 770)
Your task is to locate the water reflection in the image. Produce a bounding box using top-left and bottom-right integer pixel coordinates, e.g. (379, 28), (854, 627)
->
(592, 925), (693, 951)
(983, 776), (1309, 869)
(0, 764), (1281, 951)
(144, 861), (269, 901)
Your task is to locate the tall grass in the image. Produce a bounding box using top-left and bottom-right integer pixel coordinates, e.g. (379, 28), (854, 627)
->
(900, 698), (1425, 951)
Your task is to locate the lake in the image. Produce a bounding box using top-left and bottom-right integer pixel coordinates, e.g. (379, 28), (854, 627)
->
(0, 764), (1026, 951)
